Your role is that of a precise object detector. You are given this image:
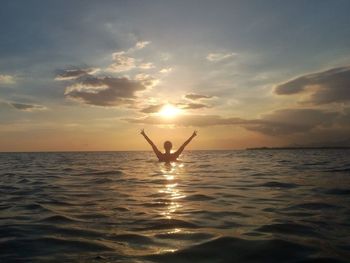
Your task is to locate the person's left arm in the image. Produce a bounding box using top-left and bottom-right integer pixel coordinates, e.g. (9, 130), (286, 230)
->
(174, 131), (197, 158)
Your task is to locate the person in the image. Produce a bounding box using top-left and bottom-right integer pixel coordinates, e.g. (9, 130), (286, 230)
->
(140, 129), (197, 162)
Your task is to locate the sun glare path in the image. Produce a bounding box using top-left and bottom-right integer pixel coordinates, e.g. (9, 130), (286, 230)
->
(159, 104), (181, 118)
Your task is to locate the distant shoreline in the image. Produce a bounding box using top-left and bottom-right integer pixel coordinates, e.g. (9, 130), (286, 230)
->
(246, 146), (350, 150)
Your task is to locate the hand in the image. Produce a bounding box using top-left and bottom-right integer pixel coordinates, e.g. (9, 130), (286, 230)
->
(192, 130), (197, 137)
(140, 129), (145, 136)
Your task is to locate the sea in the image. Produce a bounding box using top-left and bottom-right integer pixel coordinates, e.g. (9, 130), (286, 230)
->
(0, 150), (349, 262)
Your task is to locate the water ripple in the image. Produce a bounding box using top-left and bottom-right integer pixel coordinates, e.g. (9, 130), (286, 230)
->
(0, 150), (349, 262)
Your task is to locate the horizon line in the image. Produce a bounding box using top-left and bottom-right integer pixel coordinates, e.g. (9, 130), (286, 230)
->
(1, 146), (350, 154)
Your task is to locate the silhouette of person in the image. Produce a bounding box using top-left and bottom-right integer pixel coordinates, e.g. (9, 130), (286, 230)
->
(141, 129), (197, 162)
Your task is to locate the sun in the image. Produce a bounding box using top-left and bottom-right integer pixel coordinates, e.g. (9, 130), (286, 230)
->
(159, 104), (181, 118)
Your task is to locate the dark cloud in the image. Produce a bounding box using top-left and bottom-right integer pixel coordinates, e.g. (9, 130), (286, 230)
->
(140, 104), (164, 113)
(64, 76), (146, 106)
(245, 109), (338, 136)
(292, 128), (350, 147)
(10, 102), (46, 111)
(336, 107), (350, 127)
(184, 93), (213, 101)
(274, 66), (350, 104)
(55, 68), (99, 81)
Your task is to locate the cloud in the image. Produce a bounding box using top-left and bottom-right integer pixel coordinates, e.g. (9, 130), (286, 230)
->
(140, 102), (209, 114)
(107, 51), (136, 72)
(184, 93), (213, 100)
(0, 74), (15, 84)
(160, 53), (171, 61)
(336, 107), (350, 127)
(124, 114), (251, 127)
(125, 108), (343, 137)
(140, 101), (209, 114)
(177, 102), (209, 110)
(274, 66), (350, 104)
(159, 67), (172, 74)
(206, 52), (235, 62)
(107, 48), (155, 72)
(9, 102), (46, 111)
(64, 76), (146, 106)
(135, 73), (159, 88)
(135, 41), (150, 50)
(55, 68), (99, 81)
(139, 62), (155, 69)
(140, 104), (164, 113)
(245, 108), (338, 136)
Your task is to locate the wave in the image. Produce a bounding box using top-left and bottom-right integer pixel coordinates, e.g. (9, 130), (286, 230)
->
(256, 223), (320, 237)
(259, 181), (298, 188)
(287, 202), (339, 210)
(1, 224), (104, 241)
(148, 179), (173, 184)
(0, 204), (13, 211)
(109, 233), (156, 244)
(325, 188), (350, 195)
(303, 161), (330, 166)
(1, 151), (349, 262)
(76, 213), (110, 220)
(1, 172), (17, 177)
(154, 232), (214, 241)
(133, 218), (200, 231)
(144, 202), (170, 208)
(85, 170), (123, 176)
(37, 215), (85, 224)
(16, 178), (30, 183)
(190, 210), (248, 218)
(145, 236), (325, 263)
(0, 237), (114, 259)
(197, 164), (212, 168)
(325, 167), (350, 172)
(0, 185), (20, 192)
(88, 177), (116, 184)
(19, 203), (55, 214)
(184, 194), (215, 201)
(114, 207), (130, 212)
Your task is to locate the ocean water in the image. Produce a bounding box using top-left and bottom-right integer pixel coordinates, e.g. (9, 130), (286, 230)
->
(1, 150), (350, 262)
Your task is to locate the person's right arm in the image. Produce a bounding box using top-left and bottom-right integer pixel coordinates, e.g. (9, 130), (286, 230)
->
(140, 129), (162, 159)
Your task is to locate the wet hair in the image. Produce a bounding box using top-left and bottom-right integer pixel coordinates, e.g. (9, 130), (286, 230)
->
(164, 141), (172, 151)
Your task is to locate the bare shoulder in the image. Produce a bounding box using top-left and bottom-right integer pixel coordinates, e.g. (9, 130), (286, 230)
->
(170, 153), (179, 160)
(157, 152), (165, 160)
(171, 152), (180, 158)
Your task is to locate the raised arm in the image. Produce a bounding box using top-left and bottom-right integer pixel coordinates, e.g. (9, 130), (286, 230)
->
(140, 129), (162, 159)
(174, 131), (197, 157)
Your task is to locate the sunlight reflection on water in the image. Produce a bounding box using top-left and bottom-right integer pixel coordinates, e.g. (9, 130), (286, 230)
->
(159, 163), (185, 219)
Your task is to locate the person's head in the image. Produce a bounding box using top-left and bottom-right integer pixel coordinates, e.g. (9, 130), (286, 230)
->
(164, 141), (172, 152)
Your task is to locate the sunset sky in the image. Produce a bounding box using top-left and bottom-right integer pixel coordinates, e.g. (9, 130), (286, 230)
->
(1, 0), (350, 151)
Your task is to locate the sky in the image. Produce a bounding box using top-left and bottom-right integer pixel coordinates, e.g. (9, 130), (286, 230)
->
(1, 0), (350, 151)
